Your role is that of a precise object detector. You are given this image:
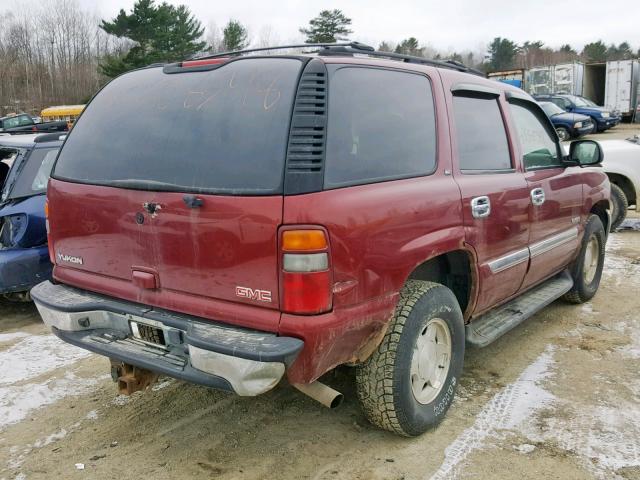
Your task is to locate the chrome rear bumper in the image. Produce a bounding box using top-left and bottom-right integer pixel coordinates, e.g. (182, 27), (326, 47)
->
(31, 281), (304, 396)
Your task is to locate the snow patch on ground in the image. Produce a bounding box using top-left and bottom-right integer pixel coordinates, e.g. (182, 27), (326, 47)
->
(0, 332), (29, 344)
(429, 347), (557, 480)
(9, 421), (82, 471)
(151, 379), (174, 392)
(581, 302), (594, 315)
(0, 334), (90, 385)
(0, 372), (101, 429)
(85, 410), (99, 421)
(111, 395), (130, 406)
(522, 401), (640, 478)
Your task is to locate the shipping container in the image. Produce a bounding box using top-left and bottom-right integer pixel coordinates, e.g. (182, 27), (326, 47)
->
(525, 66), (553, 95)
(552, 63), (584, 95)
(605, 60), (640, 117)
(487, 69), (525, 89)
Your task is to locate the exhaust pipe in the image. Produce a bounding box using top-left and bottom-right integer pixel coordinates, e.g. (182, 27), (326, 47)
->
(293, 381), (343, 408)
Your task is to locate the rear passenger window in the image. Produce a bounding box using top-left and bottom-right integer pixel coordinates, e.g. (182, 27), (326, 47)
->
(324, 67), (436, 188)
(453, 96), (512, 171)
(509, 102), (561, 169)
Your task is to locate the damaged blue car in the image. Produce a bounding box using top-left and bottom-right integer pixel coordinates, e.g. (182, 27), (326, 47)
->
(0, 133), (63, 301)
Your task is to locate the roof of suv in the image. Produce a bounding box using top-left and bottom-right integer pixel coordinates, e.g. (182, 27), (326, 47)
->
(184, 42), (486, 77)
(170, 42), (529, 101)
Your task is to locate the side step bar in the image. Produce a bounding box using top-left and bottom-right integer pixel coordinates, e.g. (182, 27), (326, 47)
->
(466, 270), (573, 347)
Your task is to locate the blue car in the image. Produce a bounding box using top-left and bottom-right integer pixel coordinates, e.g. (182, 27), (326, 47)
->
(538, 101), (594, 141)
(0, 133), (63, 301)
(534, 94), (620, 132)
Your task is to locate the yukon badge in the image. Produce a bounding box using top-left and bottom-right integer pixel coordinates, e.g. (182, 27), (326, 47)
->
(57, 253), (84, 265)
(236, 286), (272, 303)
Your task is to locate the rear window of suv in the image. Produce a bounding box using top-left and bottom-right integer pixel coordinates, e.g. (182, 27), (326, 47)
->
(53, 58), (302, 195)
(324, 67), (437, 188)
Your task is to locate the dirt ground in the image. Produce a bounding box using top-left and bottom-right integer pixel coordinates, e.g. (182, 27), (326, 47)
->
(1, 141), (640, 480)
(584, 122), (639, 141)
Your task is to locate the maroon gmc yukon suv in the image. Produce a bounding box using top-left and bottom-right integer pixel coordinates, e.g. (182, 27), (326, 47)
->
(32, 43), (610, 436)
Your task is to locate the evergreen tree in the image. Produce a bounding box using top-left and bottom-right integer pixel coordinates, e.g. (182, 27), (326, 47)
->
(299, 10), (352, 43)
(559, 44), (576, 54)
(395, 37), (423, 56)
(487, 37), (519, 71)
(99, 0), (205, 78)
(582, 40), (607, 62)
(222, 20), (249, 51)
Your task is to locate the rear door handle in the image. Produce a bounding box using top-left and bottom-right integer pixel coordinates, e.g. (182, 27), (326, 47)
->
(471, 196), (491, 219)
(531, 188), (546, 206)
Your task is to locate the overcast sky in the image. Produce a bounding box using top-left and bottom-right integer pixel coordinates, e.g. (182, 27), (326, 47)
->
(8, 0), (640, 53)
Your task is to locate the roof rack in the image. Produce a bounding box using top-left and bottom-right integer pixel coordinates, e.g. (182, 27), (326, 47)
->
(192, 42), (484, 77)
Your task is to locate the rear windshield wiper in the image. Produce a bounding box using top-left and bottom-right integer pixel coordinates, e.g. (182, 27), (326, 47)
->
(106, 179), (188, 192)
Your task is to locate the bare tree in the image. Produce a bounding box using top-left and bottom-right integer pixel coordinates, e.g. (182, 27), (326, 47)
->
(0, 0), (126, 116)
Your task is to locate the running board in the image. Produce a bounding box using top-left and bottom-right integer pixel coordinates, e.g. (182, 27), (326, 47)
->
(466, 271), (573, 348)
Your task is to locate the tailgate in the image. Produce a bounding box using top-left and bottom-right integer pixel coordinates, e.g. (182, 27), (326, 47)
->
(48, 179), (283, 325)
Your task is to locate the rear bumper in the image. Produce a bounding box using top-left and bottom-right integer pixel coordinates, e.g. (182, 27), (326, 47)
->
(31, 281), (304, 396)
(0, 245), (52, 294)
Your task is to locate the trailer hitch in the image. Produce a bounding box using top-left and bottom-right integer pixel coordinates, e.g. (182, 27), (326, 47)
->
(110, 360), (159, 395)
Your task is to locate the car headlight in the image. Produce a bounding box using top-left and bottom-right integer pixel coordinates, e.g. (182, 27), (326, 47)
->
(574, 122), (583, 128)
(601, 112), (610, 118)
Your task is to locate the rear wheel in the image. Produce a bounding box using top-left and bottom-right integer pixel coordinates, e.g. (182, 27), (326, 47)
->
(356, 281), (465, 436)
(556, 127), (570, 142)
(609, 183), (628, 231)
(564, 215), (606, 304)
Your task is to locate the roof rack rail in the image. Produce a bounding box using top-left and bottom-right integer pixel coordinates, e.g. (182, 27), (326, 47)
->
(192, 42), (375, 61)
(191, 42), (484, 77)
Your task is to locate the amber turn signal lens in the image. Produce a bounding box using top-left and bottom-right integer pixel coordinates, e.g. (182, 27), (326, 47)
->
(282, 230), (327, 251)
(44, 200), (49, 218)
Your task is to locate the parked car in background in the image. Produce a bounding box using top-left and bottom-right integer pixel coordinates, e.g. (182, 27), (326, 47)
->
(0, 113), (68, 135)
(33, 44), (610, 437)
(534, 94), (620, 132)
(598, 135), (640, 229)
(0, 133), (62, 301)
(538, 101), (594, 141)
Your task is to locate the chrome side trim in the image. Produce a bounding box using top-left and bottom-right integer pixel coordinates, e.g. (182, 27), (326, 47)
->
(488, 248), (530, 274)
(529, 227), (579, 258)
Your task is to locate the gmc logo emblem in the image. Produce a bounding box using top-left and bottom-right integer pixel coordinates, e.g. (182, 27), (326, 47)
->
(235, 286), (272, 303)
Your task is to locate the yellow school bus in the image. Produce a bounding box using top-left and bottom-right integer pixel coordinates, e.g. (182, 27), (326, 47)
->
(40, 105), (85, 124)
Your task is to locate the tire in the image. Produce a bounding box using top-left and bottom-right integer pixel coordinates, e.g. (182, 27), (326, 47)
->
(564, 214), (606, 304)
(589, 117), (603, 133)
(556, 127), (570, 142)
(609, 183), (628, 231)
(356, 280), (465, 436)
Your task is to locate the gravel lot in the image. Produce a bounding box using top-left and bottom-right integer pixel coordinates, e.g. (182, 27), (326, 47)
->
(1, 125), (639, 480)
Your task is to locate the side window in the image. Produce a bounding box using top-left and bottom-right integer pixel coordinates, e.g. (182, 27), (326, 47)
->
(324, 67), (437, 188)
(452, 95), (512, 171)
(18, 115), (32, 126)
(4, 117), (20, 129)
(509, 102), (562, 169)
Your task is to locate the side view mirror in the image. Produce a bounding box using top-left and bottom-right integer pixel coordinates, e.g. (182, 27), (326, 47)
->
(569, 140), (603, 166)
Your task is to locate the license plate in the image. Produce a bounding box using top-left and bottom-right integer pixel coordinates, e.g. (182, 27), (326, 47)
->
(130, 320), (166, 347)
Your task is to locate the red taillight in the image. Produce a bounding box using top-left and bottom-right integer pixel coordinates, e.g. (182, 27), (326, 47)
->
(181, 58), (229, 68)
(281, 229), (332, 315)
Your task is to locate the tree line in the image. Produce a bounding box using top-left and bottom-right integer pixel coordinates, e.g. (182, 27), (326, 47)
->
(1, 0), (638, 116)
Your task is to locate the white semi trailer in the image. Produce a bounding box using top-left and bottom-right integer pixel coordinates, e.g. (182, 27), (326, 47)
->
(605, 60), (640, 118)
